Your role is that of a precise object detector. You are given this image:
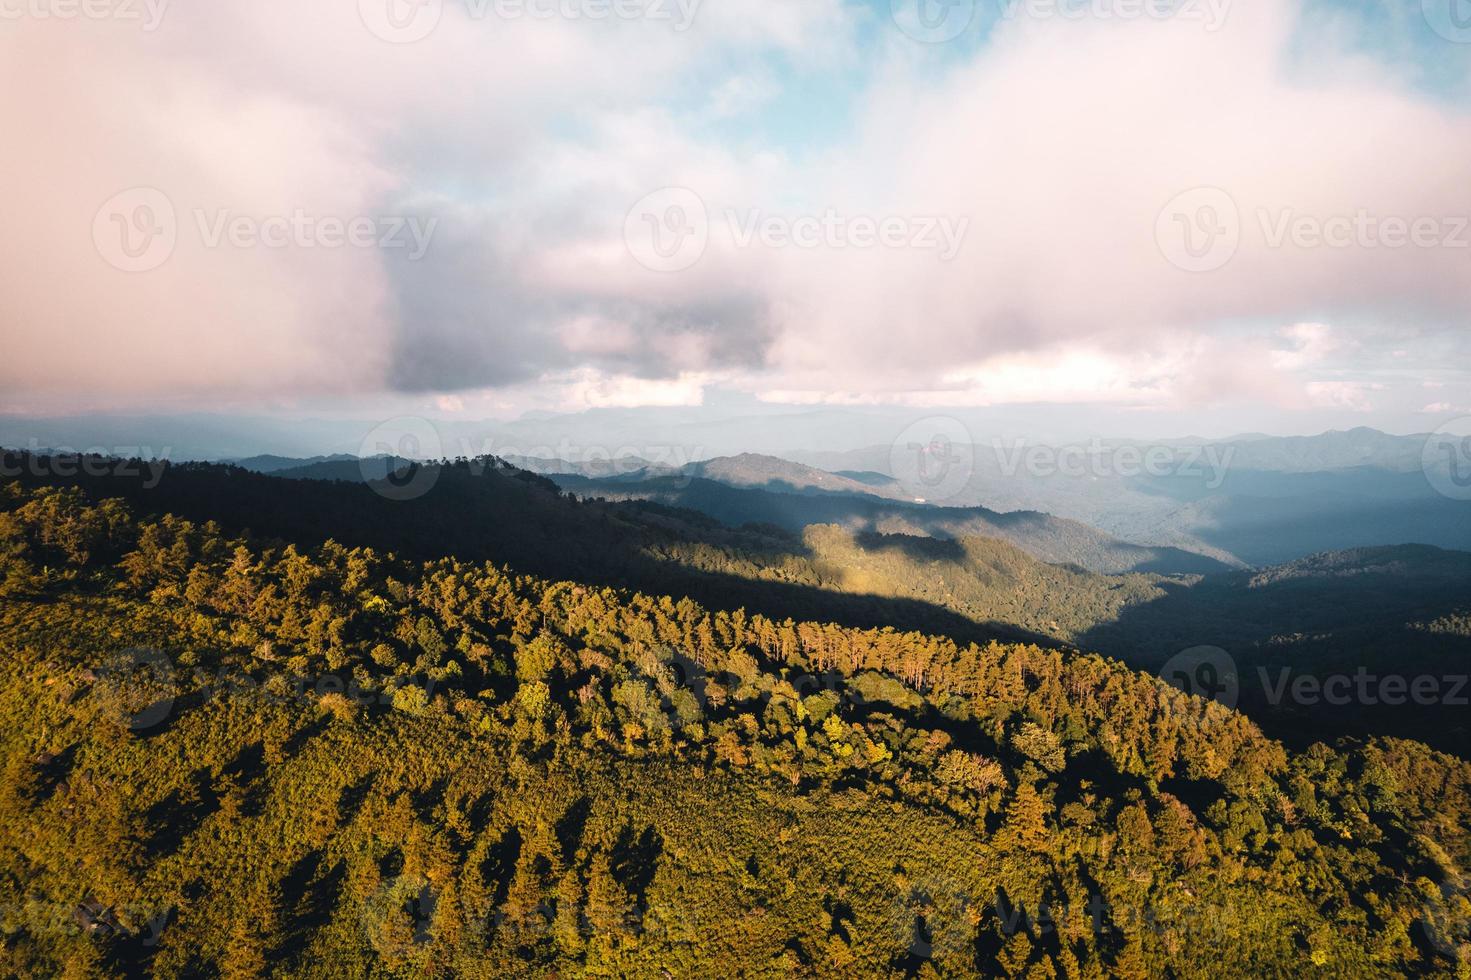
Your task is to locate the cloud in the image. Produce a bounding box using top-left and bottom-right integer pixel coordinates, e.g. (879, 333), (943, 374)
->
(1270, 323), (1342, 370)
(2, 0), (1467, 423)
(1306, 381), (1385, 412)
(0, 1), (848, 407)
(733, 6), (1471, 402)
(707, 73), (782, 119)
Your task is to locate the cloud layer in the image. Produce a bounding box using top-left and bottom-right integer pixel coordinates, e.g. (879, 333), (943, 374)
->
(2, 0), (1468, 426)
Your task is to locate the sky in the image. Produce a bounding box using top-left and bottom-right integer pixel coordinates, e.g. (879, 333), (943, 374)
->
(2, 0), (1470, 442)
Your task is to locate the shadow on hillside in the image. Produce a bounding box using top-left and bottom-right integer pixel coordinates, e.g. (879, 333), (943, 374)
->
(6, 455), (1058, 651)
(852, 531), (967, 563)
(1120, 471), (1471, 567)
(1076, 570), (1471, 758)
(15, 452), (1471, 757)
(558, 473), (1236, 575)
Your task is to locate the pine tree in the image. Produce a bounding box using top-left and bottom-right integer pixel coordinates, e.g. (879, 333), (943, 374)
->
(501, 844), (551, 941)
(584, 851), (633, 937)
(553, 868), (586, 955)
(220, 914), (268, 979)
(1110, 931), (1150, 980)
(1002, 782), (1051, 853)
(997, 929), (1034, 976)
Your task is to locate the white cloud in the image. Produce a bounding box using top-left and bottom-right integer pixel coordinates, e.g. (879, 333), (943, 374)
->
(1306, 381), (1385, 412)
(2, 0), (1467, 427)
(707, 74), (781, 119)
(1270, 323), (1341, 370)
(561, 370), (712, 409)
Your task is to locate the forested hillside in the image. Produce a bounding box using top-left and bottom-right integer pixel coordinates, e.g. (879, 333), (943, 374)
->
(0, 453), (1160, 651)
(3, 479), (1471, 976)
(241, 451), (1229, 576)
(548, 471), (1233, 575)
(6, 452), (1469, 756)
(1077, 545), (1471, 755)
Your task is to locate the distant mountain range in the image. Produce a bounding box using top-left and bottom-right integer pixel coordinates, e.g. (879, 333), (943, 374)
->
(13, 424), (1454, 584)
(228, 453), (360, 474)
(501, 432), (1471, 569)
(273, 451), (1230, 575)
(7, 448), (1469, 753)
(548, 471), (1234, 576)
(229, 428), (1471, 572)
(785, 428), (1471, 566)
(232, 455), (418, 482)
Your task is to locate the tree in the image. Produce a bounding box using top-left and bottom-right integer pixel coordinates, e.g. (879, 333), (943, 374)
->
(1002, 782), (1051, 853)
(552, 869), (586, 955)
(996, 929), (1034, 976)
(583, 851), (633, 938)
